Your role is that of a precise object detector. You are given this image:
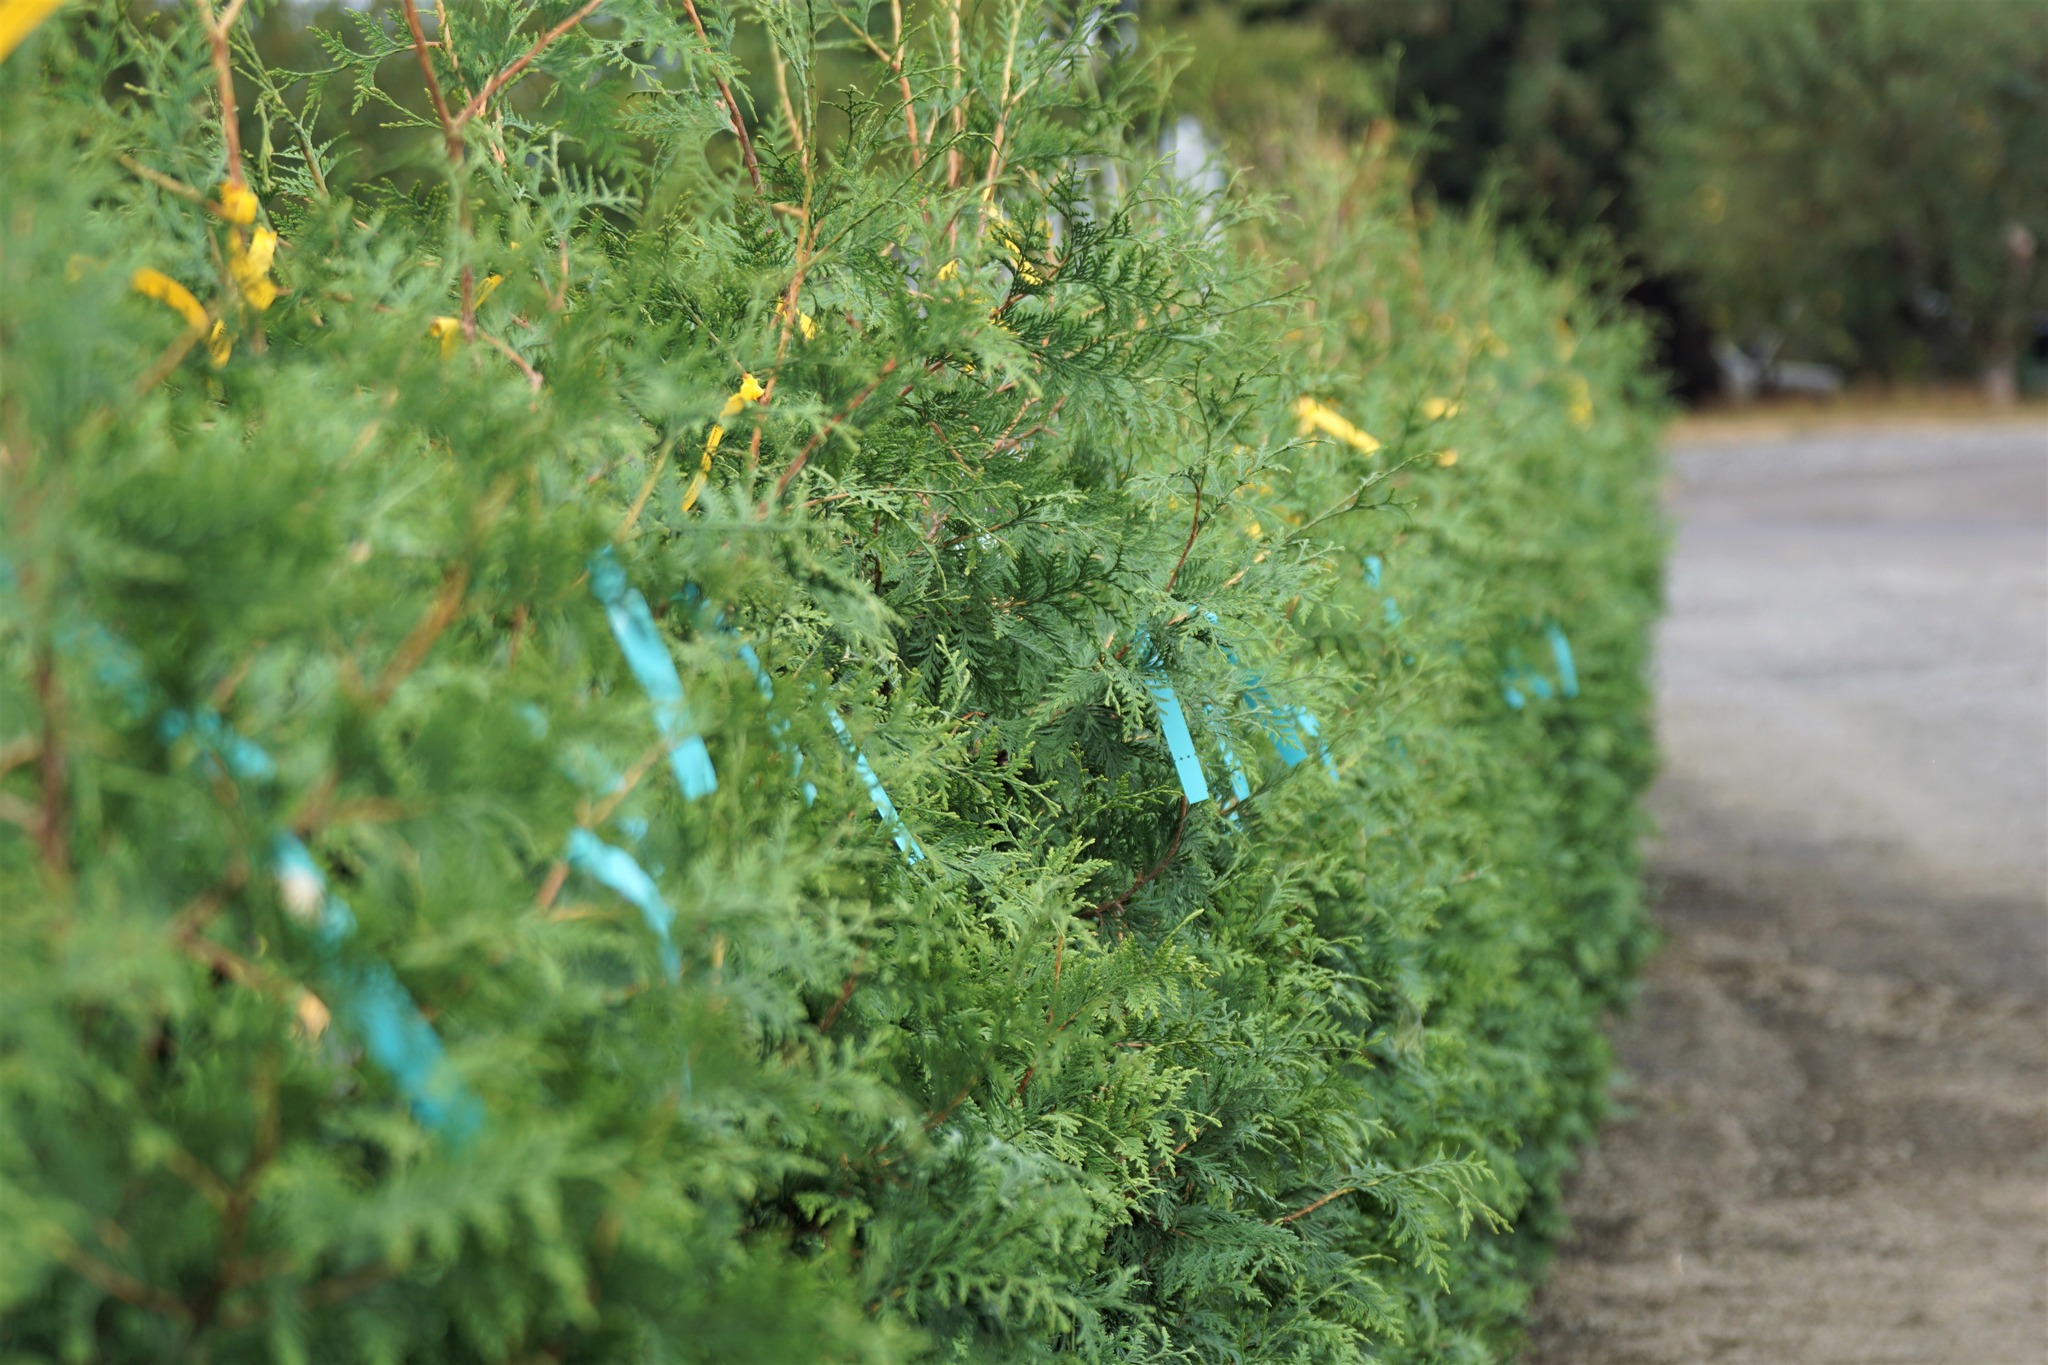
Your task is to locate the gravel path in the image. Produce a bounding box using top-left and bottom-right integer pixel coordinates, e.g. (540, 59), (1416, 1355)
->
(1523, 422), (2048, 1365)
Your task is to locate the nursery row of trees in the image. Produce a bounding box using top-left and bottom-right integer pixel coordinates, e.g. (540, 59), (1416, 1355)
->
(2, 1), (1662, 1360)
(1171, 0), (2048, 394)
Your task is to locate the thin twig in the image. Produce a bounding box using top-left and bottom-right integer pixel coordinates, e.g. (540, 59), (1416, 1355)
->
(196, 0), (251, 188)
(115, 154), (207, 205)
(1273, 1186), (1356, 1225)
(836, 3), (919, 154)
(772, 53), (806, 160)
(133, 318), (213, 395)
(679, 0), (761, 192)
(616, 437), (676, 539)
(818, 954), (867, 1033)
(371, 563), (470, 703)
(945, 0), (965, 192)
(586, 737), (673, 829)
(456, 0), (606, 127)
(55, 1239), (189, 1320)
(1079, 798), (1189, 920)
(398, 0), (463, 163)
(34, 650), (67, 878)
(1163, 473), (1203, 597)
(769, 358), (899, 504)
(534, 858), (570, 911)
(475, 329), (543, 390)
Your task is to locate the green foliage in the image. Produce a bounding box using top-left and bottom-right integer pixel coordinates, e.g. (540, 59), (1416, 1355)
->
(1637, 0), (2048, 382)
(1, 1), (1659, 1361)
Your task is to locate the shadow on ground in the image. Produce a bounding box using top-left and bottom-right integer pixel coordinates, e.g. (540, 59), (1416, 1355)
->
(1523, 423), (2048, 1365)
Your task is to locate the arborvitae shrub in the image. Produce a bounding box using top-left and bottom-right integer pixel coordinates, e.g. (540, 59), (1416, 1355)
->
(0, 3), (1661, 1361)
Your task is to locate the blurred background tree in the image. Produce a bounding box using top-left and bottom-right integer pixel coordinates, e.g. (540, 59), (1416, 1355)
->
(1156, 0), (1721, 394)
(1160, 0), (1664, 233)
(1162, 0), (2048, 400)
(1635, 0), (2048, 397)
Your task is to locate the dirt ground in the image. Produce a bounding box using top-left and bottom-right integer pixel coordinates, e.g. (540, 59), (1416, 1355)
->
(1522, 423), (2048, 1365)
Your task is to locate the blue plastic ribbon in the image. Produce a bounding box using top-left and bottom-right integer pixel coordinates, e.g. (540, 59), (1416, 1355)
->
(682, 586), (921, 861)
(273, 833), (484, 1141)
(1546, 623), (1580, 699)
(734, 639), (819, 806)
(674, 585), (817, 806)
(1501, 624), (1577, 710)
(1365, 556), (1402, 626)
(55, 613), (482, 1140)
(159, 708), (278, 783)
(1133, 627), (1211, 805)
(1198, 611), (1335, 781)
(1290, 705), (1342, 783)
(588, 548), (716, 800)
(824, 709), (926, 862)
(1500, 664), (1554, 711)
(565, 828), (681, 979)
(1209, 710), (1253, 811)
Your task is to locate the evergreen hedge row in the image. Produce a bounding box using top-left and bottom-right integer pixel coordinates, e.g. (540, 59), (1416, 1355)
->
(0, 3), (1662, 1360)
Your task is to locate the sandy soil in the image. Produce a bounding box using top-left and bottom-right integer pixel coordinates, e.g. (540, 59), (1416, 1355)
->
(1522, 424), (2048, 1365)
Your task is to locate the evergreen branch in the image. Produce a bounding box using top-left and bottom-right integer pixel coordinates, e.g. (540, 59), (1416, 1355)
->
(114, 154), (207, 206)
(1288, 450), (1427, 542)
(770, 358), (899, 505)
(398, 0), (462, 163)
(371, 562), (471, 703)
(1080, 798), (1188, 921)
(196, 0), (251, 188)
(53, 1237), (188, 1321)
(1272, 1185), (1355, 1225)
(33, 649), (66, 879)
(817, 954), (867, 1032)
(190, 1056), (280, 1333)
(678, 0), (761, 192)
(1163, 473), (1203, 597)
(456, 0), (607, 128)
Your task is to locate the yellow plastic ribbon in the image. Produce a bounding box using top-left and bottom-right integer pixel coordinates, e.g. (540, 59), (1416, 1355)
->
(0, 0), (67, 63)
(682, 372), (766, 512)
(424, 277), (502, 357)
(132, 268), (238, 368)
(427, 316), (461, 356)
(216, 181), (258, 226)
(1565, 374), (1594, 429)
(1292, 396), (1381, 454)
(228, 226), (279, 311)
(775, 296), (819, 341)
(131, 268), (206, 332)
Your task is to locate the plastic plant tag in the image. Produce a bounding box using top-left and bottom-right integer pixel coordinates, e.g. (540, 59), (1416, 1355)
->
(1547, 624), (1580, 698)
(1133, 627), (1211, 805)
(588, 548), (716, 800)
(274, 833), (484, 1141)
(824, 708), (926, 862)
(565, 828), (682, 979)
